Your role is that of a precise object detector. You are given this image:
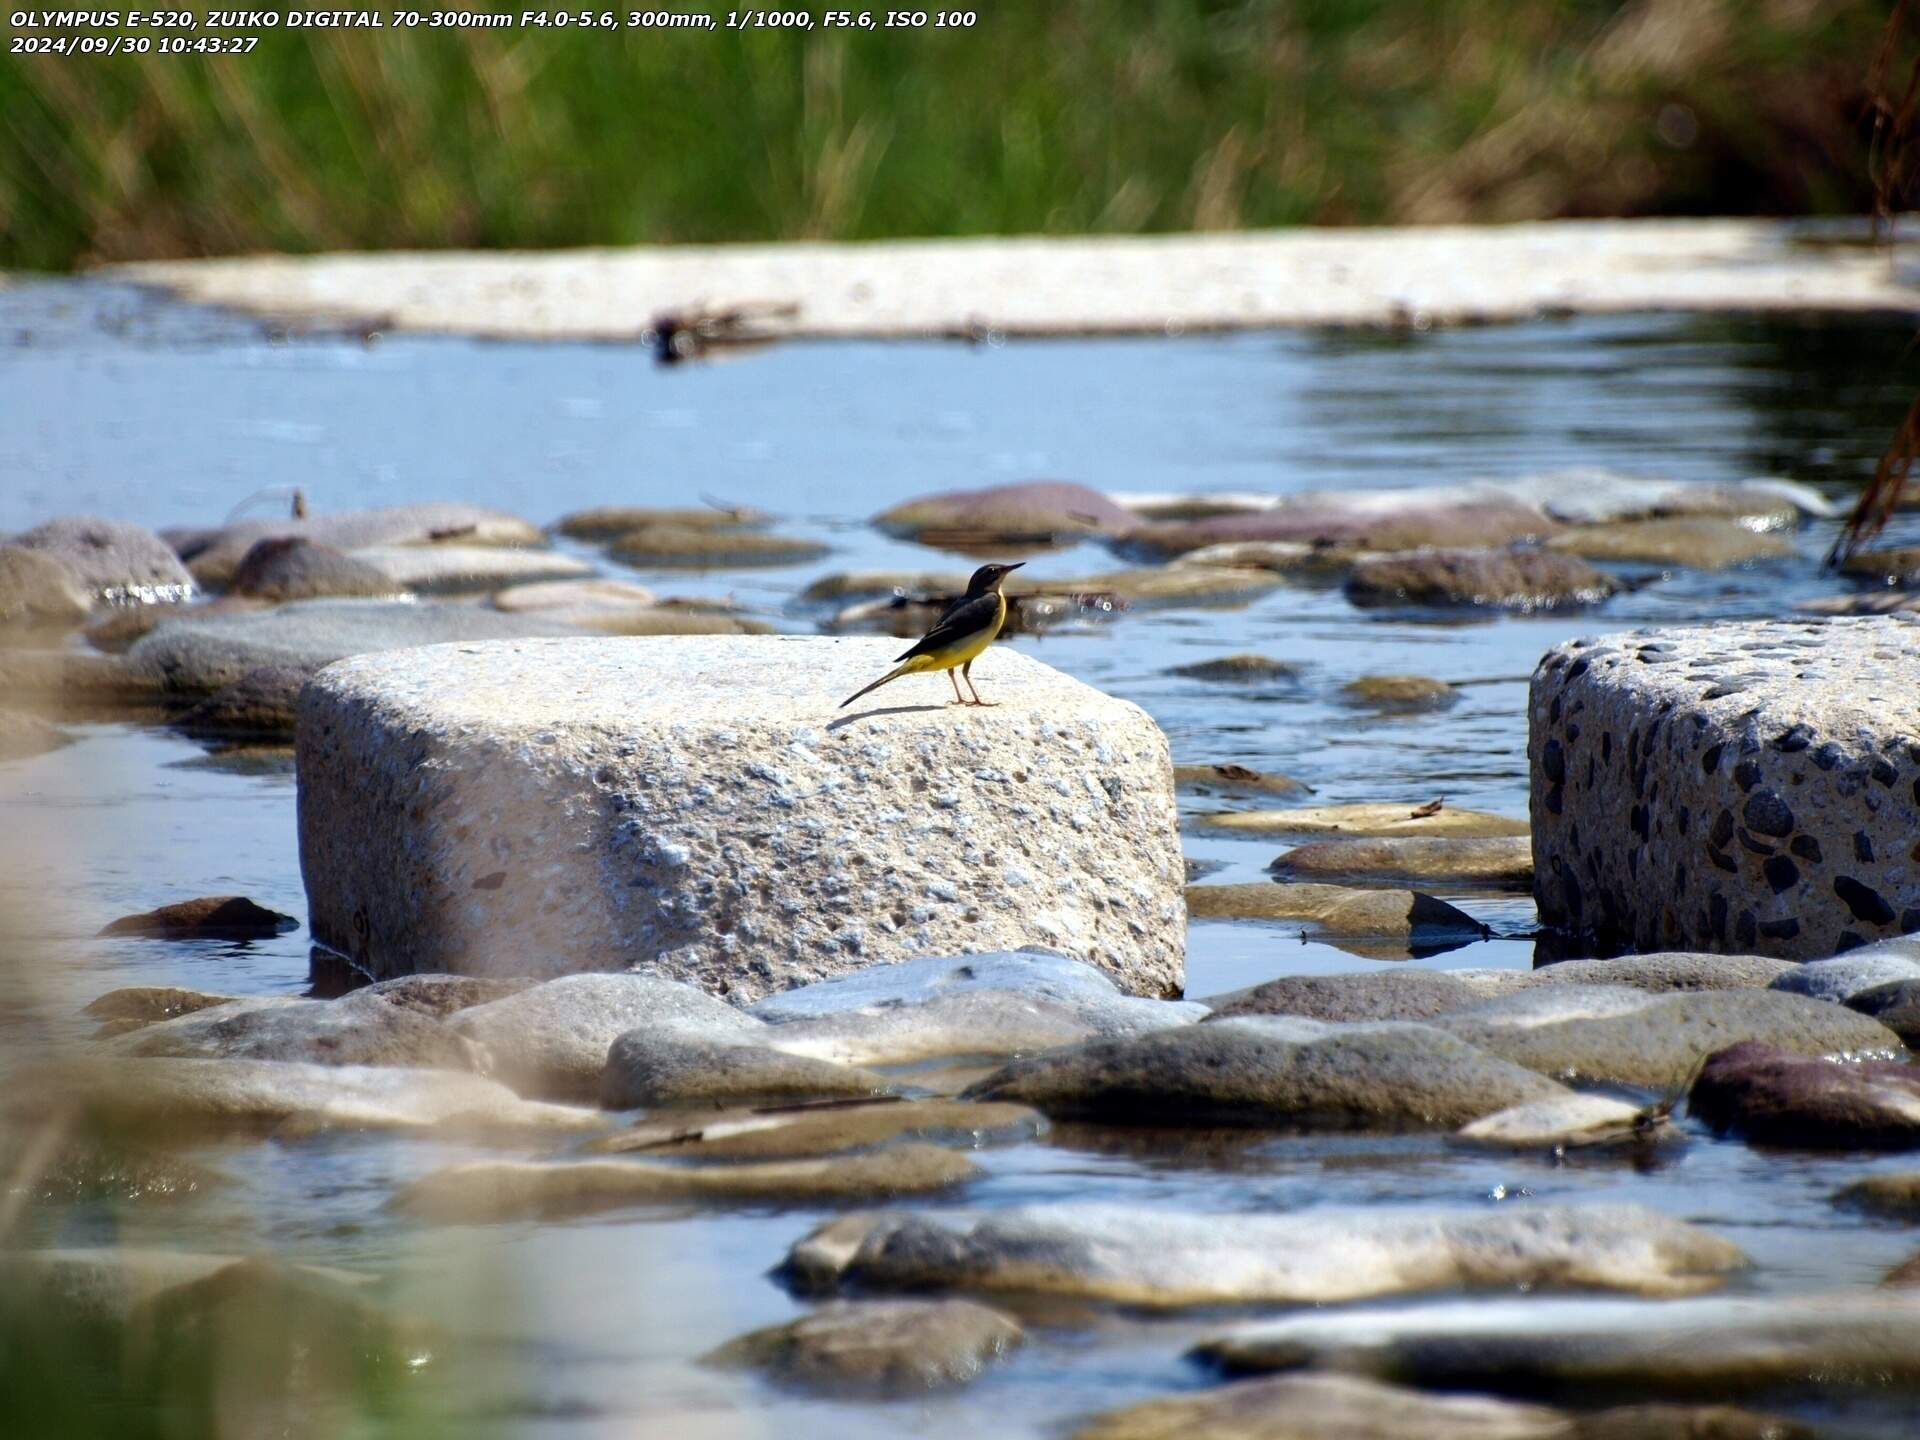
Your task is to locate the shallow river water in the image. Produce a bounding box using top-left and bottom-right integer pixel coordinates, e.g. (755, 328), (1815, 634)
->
(5, 281), (1920, 1435)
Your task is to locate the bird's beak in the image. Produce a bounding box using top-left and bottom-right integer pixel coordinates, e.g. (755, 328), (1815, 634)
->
(1006, 562), (1025, 571)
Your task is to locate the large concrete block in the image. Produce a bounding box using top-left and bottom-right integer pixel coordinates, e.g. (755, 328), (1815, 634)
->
(1529, 617), (1920, 960)
(297, 636), (1184, 1000)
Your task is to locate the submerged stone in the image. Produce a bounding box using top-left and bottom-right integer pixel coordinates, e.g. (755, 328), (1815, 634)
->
(98, 895), (297, 939)
(705, 1298), (1023, 1393)
(1456, 1094), (1669, 1150)
(1347, 547), (1617, 611)
(1185, 883), (1484, 942)
(1166, 653), (1303, 684)
(1338, 674), (1457, 710)
(1270, 836), (1531, 889)
(1546, 517), (1794, 571)
(586, 1098), (1043, 1159)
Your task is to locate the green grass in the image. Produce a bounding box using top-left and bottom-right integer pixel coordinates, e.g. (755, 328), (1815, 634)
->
(0, 0), (1897, 271)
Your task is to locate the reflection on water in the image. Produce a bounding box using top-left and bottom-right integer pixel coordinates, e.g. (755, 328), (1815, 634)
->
(4, 284), (1920, 1436)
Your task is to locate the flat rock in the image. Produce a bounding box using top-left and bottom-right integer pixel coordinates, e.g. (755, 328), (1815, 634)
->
(11, 516), (194, 603)
(167, 503), (543, 588)
(1173, 763), (1311, 798)
(1347, 547), (1618, 611)
(606, 526), (828, 568)
(1185, 883), (1484, 942)
(553, 504), (769, 539)
(1069, 1373), (1571, 1440)
(84, 985), (242, 1028)
(706, 1297), (1021, 1394)
(751, 950), (1165, 1020)
(395, 1145), (978, 1222)
(1546, 517), (1795, 570)
(0, 708), (71, 762)
(492, 576), (655, 610)
(297, 637), (1185, 998)
(1836, 1172), (1920, 1218)
(1529, 952), (1796, 991)
(1845, 978), (1920, 1045)
(1205, 970), (1516, 1024)
(114, 993), (485, 1072)
(586, 1098), (1043, 1159)
(782, 1201), (1743, 1306)
(1690, 1040), (1920, 1147)
(450, 973), (759, 1101)
(346, 543), (593, 593)
(1199, 801), (1528, 840)
(1531, 618), (1920, 958)
(170, 665), (308, 739)
(1432, 987), (1905, 1089)
(229, 538), (397, 601)
(355, 973), (529, 1018)
(1456, 1094), (1667, 1150)
(1120, 490), (1558, 559)
(0, 545), (92, 632)
(1270, 836), (1531, 889)
(1837, 544), (1920, 586)
(602, 1028), (896, 1108)
(19, 1059), (604, 1138)
(491, 577), (769, 635)
(1172, 539), (1378, 574)
(1196, 1289), (1920, 1399)
(98, 895), (297, 939)
(1167, 653), (1303, 684)
(1770, 952), (1920, 1004)
(1339, 674), (1456, 710)
(964, 1019), (1565, 1129)
(1478, 470), (1830, 527)
(874, 481), (1141, 545)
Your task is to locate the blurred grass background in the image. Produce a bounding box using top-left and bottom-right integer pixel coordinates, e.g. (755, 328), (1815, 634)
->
(0, 0), (1899, 271)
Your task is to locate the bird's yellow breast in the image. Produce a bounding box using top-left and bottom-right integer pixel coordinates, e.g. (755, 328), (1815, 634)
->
(905, 591), (1006, 672)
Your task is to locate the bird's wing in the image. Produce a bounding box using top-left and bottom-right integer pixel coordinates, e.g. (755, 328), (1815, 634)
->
(895, 592), (1000, 661)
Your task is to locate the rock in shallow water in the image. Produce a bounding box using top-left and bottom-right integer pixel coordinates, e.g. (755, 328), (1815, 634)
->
(170, 665), (309, 739)
(964, 1019), (1566, 1128)
(874, 480), (1141, 545)
(229, 538), (397, 601)
(1172, 763), (1311, 798)
(114, 993), (485, 1072)
(0, 708), (71, 762)
(586, 1098), (1043, 1159)
(297, 636), (1185, 999)
(601, 1029), (895, 1109)
(98, 895), (297, 939)
(1845, 978), (1920, 1046)
(0, 545), (93, 633)
(1184, 882), (1485, 943)
(1456, 1093), (1669, 1151)
(1690, 1040), (1920, 1148)
(1339, 674), (1456, 710)
(1205, 969), (1511, 1023)
(166, 502), (542, 588)
(705, 1298), (1023, 1393)
(1769, 949), (1920, 1004)
(1347, 547), (1617, 611)
(1530, 618), (1920, 958)
(1546, 517), (1795, 571)
(11, 516), (194, 603)
(1529, 952), (1795, 992)
(1197, 801), (1528, 840)
(782, 1201), (1744, 1306)
(1270, 835), (1531, 889)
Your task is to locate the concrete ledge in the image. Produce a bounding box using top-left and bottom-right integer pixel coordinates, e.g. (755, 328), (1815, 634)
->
(1529, 617), (1920, 959)
(296, 636), (1183, 1000)
(115, 218), (1920, 341)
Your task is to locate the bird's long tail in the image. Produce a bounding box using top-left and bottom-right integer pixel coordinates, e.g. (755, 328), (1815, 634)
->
(839, 659), (921, 709)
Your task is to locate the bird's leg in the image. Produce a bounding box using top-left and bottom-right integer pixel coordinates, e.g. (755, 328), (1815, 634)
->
(947, 669), (967, 705)
(963, 660), (994, 706)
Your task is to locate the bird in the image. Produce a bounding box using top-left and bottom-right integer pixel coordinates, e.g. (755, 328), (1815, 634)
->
(839, 561), (1024, 709)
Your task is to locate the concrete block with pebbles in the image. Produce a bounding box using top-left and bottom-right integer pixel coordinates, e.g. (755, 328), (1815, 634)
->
(1529, 617), (1920, 959)
(296, 636), (1185, 1000)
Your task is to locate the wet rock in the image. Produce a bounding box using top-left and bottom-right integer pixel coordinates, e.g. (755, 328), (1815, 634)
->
(0, 1137), (226, 1205)
(1529, 952), (1796, 991)
(554, 504), (769, 539)
(493, 576), (654, 610)
(1167, 653), (1303, 684)
(1347, 547), (1618, 611)
(874, 480), (1141, 545)
(965, 1019), (1565, 1128)
(1456, 1094), (1669, 1150)
(115, 992), (486, 1071)
(782, 1201), (1744, 1306)
(706, 1297), (1021, 1394)
(1531, 617), (1920, 957)
(1199, 801), (1529, 840)
(1172, 539), (1378, 574)
(0, 1248), (371, 1328)
(346, 543), (593, 593)
(587, 1098), (1044, 1159)
(1546, 517), (1794, 570)
(18, 1059), (604, 1138)
(1770, 952), (1920, 1004)
(1120, 490), (1558, 560)
(1798, 589), (1920, 617)
(84, 985), (242, 1029)
(229, 538), (396, 601)
(1837, 545), (1920, 586)
(126, 598), (585, 698)
(298, 637), (1185, 998)
(607, 526), (828, 568)
(170, 665), (308, 739)
(1432, 987), (1904, 1089)
(168, 502), (542, 588)
(0, 545), (92, 633)
(396, 1144), (977, 1222)
(11, 516), (194, 603)
(0, 708), (71, 762)
(450, 972), (760, 1101)
(1837, 1172), (1920, 1219)
(1339, 674), (1457, 710)
(1690, 1041), (1920, 1147)
(1173, 763), (1311, 798)
(1844, 978), (1920, 1046)
(1069, 1373), (1566, 1440)
(356, 973), (529, 1019)
(1477, 470), (1830, 528)
(82, 595), (261, 654)
(98, 895), (297, 939)
(602, 1028), (895, 1108)
(1067, 566), (1283, 607)
(1204, 970), (1501, 1024)
(1196, 1290), (1920, 1400)
(491, 577), (770, 635)
(1185, 883), (1484, 943)
(1270, 836), (1531, 889)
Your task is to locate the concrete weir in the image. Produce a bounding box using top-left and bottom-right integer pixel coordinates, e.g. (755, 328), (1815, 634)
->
(1529, 617), (1920, 959)
(295, 635), (1184, 1000)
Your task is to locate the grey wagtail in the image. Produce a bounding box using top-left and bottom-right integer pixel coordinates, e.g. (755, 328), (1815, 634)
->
(839, 561), (1023, 708)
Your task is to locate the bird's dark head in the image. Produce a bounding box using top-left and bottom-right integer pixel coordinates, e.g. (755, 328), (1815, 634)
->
(966, 561), (1024, 596)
